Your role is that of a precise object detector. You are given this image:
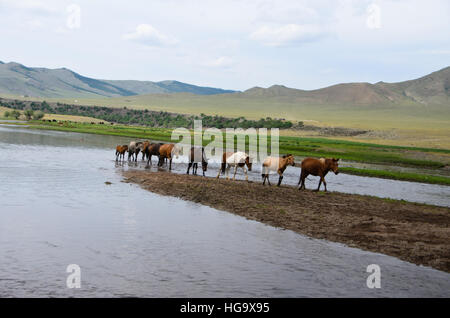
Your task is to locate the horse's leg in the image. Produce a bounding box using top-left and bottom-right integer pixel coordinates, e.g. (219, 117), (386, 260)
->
(216, 165), (222, 179)
(277, 171), (284, 187)
(298, 170), (303, 185)
(169, 158), (172, 171)
(299, 172), (305, 190)
(322, 177), (327, 192)
(226, 165), (231, 180)
(315, 176), (322, 192)
(244, 166), (248, 182)
(187, 162), (191, 174)
(232, 165), (238, 181)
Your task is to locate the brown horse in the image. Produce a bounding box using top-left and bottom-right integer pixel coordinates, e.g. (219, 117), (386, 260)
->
(187, 147), (208, 176)
(262, 154), (295, 186)
(145, 143), (162, 166)
(298, 157), (340, 192)
(115, 145), (128, 161)
(216, 152), (252, 181)
(158, 143), (180, 170)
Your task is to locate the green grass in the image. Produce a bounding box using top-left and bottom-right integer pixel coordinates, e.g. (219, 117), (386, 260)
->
(4, 120), (449, 185)
(21, 120), (449, 168)
(340, 167), (450, 186)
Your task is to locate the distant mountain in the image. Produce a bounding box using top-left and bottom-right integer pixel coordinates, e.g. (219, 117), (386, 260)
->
(0, 61), (237, 98)
(241, 67), (450, 106)
(0, 61), (448, 106)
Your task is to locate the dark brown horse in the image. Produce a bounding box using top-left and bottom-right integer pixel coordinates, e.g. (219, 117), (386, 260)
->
(145, 143), (163, 166)
(139, 140), (151, 160)
(115, 145), (128, 161)
(187, 147), (208, 176)
(298, 157), (340, 192)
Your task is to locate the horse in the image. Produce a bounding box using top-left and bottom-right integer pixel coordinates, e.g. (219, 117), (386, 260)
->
(187, 147), (208, 176)
(298, 157), (340, 192)
(216, 152), (252, 181)
(139, 140), (151, 160)
(145, 143), (163, 166)
(128, 141), (142, 162)
(261, 154), (295, 186)
(115, 145), (128, 161)
(158, 143), (181, 170)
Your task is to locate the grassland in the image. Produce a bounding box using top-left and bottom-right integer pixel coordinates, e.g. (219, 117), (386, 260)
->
(14, 92), (446, 149)
(340, 167), (450, 186)
(20, 120), (450, 164)
(2, 117), (449, 184)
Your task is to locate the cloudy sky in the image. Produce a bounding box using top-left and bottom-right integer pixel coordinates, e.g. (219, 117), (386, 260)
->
(0, 0), (449, 90)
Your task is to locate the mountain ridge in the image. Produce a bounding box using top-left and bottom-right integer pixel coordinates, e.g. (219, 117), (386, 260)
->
(0, 61), (448, 107)
(0, 61), (237, 98)
(240, 66), (449, 106)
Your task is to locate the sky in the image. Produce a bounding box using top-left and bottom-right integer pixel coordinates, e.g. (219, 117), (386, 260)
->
(0, 0), (449, 91)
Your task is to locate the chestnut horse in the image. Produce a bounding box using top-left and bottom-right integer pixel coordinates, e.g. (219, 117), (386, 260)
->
(216, 152), (252, 181)
(158, 143), (181, 170)
(145, 143), (163, 166)
(187, 146), (208, 176)
(115, 145), (128, 161)
(298, 157), (340, 192)
(262, 154), (295, 186)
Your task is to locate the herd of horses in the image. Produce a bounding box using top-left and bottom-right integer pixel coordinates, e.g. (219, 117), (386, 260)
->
(116, 140), (340, 191)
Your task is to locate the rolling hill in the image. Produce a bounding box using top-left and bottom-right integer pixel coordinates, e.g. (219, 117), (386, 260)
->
(0, 61), (237, 98)
(240, 66), (450, 106)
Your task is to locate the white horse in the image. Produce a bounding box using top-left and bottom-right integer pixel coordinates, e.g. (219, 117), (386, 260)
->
(128, 141), (142, 162)
(216, 151), (252, 181)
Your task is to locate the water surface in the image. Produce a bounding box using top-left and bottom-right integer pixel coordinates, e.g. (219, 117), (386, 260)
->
(0, 125), (449, 297)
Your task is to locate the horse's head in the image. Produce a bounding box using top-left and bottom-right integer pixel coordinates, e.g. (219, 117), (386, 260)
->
(284, 154), (295, 166)
(245, 156), (252, 171)
(329, 158), (340, 174)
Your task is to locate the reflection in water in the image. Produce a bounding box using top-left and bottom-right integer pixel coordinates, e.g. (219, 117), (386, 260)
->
(0, 125), (449, 297)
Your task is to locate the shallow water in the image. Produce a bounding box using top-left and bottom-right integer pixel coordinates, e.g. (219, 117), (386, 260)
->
(0, 125), (449, 297)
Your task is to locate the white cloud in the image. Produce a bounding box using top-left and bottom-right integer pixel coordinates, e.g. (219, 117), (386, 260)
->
(0, 0), (57, 15)
(202, 56), (235, 68)
(250, 24), (327, 47)
(123, 24), (178, 47)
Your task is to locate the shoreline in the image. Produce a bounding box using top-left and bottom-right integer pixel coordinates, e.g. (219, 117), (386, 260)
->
(122, 170), (450, 273)
(2, 120), (449, 186)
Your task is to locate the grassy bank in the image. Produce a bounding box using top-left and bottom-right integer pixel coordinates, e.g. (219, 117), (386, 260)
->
(340, 167), (450, 186)
(23, 120), (449, 167)
(3, 119), (449, 185)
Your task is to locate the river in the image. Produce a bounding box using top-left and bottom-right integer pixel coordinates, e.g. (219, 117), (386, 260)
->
(0, 125), (449, 297)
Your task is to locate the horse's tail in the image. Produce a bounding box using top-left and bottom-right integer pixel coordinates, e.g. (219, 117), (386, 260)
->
(298, 168), (303, 185)
(221, 162), (226, 174)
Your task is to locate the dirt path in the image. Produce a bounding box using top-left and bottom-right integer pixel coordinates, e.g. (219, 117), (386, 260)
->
(122, 171), (450, 273)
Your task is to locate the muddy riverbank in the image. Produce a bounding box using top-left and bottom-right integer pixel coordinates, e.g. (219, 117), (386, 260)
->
(123, 170), (450, 273)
